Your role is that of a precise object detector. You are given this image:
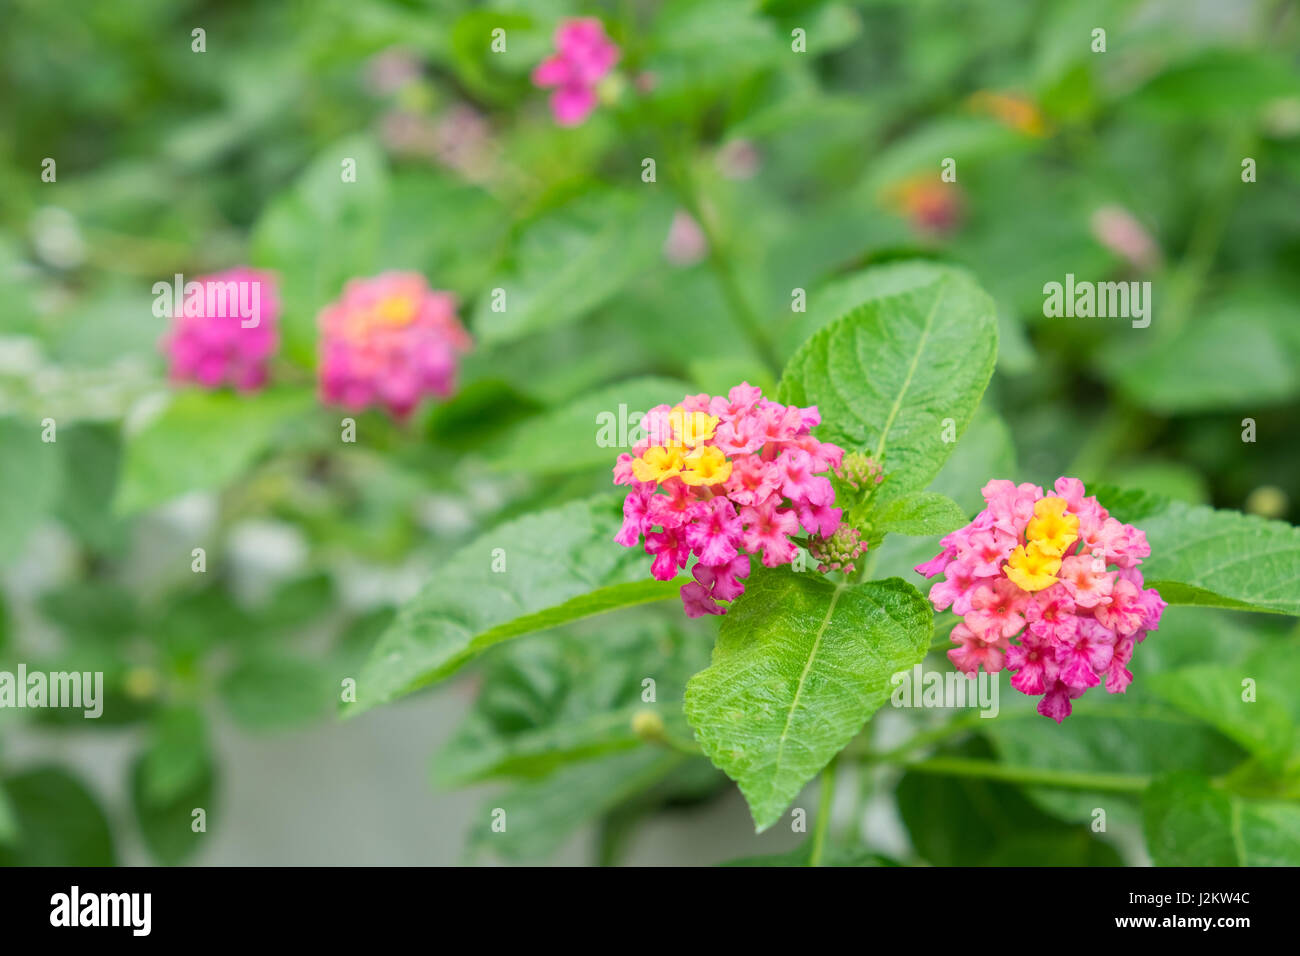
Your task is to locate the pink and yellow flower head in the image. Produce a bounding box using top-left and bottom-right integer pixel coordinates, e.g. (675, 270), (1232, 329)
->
(531, 18), (620, 127)
(614, 384), (845, 618)
(317, 271), (470, 421)
(915, 476), (1165, 723)
(161, 267), (279, 392)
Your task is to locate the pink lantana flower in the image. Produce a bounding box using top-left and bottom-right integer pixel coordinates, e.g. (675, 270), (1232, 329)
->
(160, 267), (279, 392)
(317, 271), (471, 421)
(531, 18), (620, 127)
(915, 476), (1165, 722)
(613, 384), (844, 618)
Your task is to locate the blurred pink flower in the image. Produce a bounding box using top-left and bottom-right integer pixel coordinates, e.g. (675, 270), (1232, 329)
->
(161, 267), (279, 392)
(532, 18), (620, 126)
(663, 211), (708, 266)
(317, 272), (471, 420)
(365, 48), (421, 96)
(1091, 205), (1163, 272)
(716, 139), (761, 180)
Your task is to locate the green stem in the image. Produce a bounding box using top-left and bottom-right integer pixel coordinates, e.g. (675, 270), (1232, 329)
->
(808, 757), (838, 867)
(894, 755), (1150, 793)
(668, 162), (782, 377)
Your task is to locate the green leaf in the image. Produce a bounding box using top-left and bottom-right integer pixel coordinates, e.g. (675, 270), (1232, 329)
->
(985, 693), (1245, 826)
(115, 388), (313, 514)
(1147, 643), (1299, 773)
(221, 654), (334, 731)
(131, 706), (215, 865)
(434, 622), (707, 786)
(485, 376), (694, 477)
(898, 740), (1124, 866)
(473, 191), (674, 345)
(777, 266), (998, 501)
(1132, 49), (1300, 121)
(1110, 290), (1300, 413)
(872, 490), (968, 537)
(1143, 773), (1300, 866)
(1127, 501), (1300, 616)
(469, 749), (692, 862)
(0, 767), (116, 866)
(685, 569), (932, 831)
(0, 417), (63, 560)
(53, 422), (126, 552)
(138, 706), (210, 805)
(349, 496), (680, 715)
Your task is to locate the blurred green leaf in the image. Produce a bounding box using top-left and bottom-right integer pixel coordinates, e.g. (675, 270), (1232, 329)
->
(350, 495), (680, 714)
(0, 418), (63, 560)
(470, 748), (691, 861)
(434, 622), (706, 786)
(221, 654), (334, 731)
(1143, 772), (1300, 866)
(898, 740), (1123, 866)
(0, 767), (116, 866)
(473, 190), (674, 345)
(485, 376), (693, 477)
(115, 388), (313, 513)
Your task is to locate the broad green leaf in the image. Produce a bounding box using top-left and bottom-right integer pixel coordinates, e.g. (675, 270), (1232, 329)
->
(138, 706), (210, 806)
(1130, 501), (1300, 616)
(872, 490), (968, 537)
(115, 388), (313, 514)
(131, 706), (215, 865)
(485, 376), (694, 477)
(985, 690), (1245, 826)
(1108, 289), (1300, 413)
(0, 767), (116, 866)
(1147, 642), (1300, 773)
(0, 417), (63, 560)
(777, 267), (998, 502)
(646, 0), (785, 103)
(249, 135), (390, 364)
(221, 654), (334, 731)
(473, 191), (674, 345)
(927, 405), (1016, 514)
(1132, 49), (1300, 120)
(898, 740), (1124, 866)
(130, 755), (214, 866)
(685, 569), (932, 831)
(53, 422), (126, 552)
(349, 496), (681, 714)
(1143, 773), (1300, 866)
(433, 621), (707, 786)
(468, 749), (692, 862)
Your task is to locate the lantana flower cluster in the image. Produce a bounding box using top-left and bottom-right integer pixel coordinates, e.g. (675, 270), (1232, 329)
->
(317, 271), (471, 420)
(531, 18), (620, 127)
(915, 477), (1166, 722)
(161, 267), (279, 392)
(613, 385), (845, 618)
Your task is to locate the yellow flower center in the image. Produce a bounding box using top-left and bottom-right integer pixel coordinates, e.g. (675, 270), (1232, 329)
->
(667, 406), (719, 448)
(679, 445), (732, 486)
(1026, 496), (1079, 557)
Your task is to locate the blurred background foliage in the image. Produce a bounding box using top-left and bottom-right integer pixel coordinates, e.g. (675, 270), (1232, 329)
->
(0, 0), (1297, 865)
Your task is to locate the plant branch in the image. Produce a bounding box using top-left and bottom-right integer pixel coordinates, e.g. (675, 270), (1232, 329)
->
(808, 757), (838, 866)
